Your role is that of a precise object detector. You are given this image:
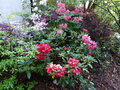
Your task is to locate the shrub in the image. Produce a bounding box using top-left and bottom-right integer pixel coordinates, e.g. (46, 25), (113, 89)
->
(0, 2), (101, 90)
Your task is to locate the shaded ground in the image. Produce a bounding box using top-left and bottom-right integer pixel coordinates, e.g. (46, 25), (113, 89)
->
(92, 62), (120, 90)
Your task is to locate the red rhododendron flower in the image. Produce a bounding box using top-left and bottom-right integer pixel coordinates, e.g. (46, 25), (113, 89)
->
(68, 58), (79, 67)
(55, 67), (67, 77)
(70, 67), (82, 75)
(36, 53), (46, 60)
(37, 43), (51, 54)
(23, 53), (28, 56)
(46, 63), (67, 77)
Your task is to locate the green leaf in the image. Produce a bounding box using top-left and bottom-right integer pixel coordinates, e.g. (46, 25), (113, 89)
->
(26, 71), (31, 79)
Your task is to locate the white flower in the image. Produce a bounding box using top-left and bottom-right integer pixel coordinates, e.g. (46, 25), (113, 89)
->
(38, 10), (42, 13)
(114, 33), (120, 39)
(33, 2), (36, 6)
(33, 7), (38, 11)
(39, 0), (47, 6)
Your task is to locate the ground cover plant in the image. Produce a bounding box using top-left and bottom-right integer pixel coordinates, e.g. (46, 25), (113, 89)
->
(0, 1), (120, 90)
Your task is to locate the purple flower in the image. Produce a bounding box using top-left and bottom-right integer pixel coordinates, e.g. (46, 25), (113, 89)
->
(0, 24), (10, 28)
(0, 29), (7, 31)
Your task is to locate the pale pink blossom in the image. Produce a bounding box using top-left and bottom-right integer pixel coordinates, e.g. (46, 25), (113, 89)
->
(74, 17), (79, 23)
(65, 10), (70, 14)
(82, 35), (91, 44)
(56, 7), (66, 13)
(59, 24), (68, 29)
(56, 29), (63, 35)
(63, 15), (71, 21)
(57, 2), (65, 7)
(82, 28), (88, 33)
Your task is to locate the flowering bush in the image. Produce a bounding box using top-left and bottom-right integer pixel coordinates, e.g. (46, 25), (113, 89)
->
(24, 2), (97, 88)
(0, 2), (100, 90)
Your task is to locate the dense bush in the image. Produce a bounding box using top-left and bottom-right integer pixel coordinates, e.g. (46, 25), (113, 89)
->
(0, 1), (119, 90)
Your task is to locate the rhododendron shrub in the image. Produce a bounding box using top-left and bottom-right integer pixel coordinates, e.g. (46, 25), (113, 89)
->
(0, 2), (99, 90)
(30, 2), (98, 88)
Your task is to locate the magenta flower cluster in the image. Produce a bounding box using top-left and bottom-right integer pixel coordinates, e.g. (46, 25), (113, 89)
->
(82, 35), (97, 50)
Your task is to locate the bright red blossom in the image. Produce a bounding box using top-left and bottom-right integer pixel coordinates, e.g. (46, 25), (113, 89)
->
(46, 63), (67, 77)
(36, 53), (46, 60)
(34, 43), (51, 60)
(68, 58), (79, 67)
(70, 67), (82, 75)
(37, 43), (51, 54)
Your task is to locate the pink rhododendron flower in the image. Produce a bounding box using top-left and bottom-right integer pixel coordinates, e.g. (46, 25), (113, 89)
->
(56, 7), (66, 13)
(82, 35), (91, 44)
(74, 8), (80, 14)
(59, 24), (68, 29)
(74, 17), (79, 23)
(72, 11), (76, 14)
(37, 43), (51, 54)
(68, 58), (79, 67)
(88, 41), (97, 50)
(56, 29), (63, 35)
(59, 24), (63, 28)
(70, 67), (82, 75)
(82, 28), (88, 33)
(65, 10), (70, 14)
(63, 15), (71, 21)
(72, 8), (80, 14)
(57, 2), (65, 7)
(36, 53), (46, 60)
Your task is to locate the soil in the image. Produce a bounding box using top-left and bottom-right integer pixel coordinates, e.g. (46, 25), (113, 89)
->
(92, 62), (120, 90)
